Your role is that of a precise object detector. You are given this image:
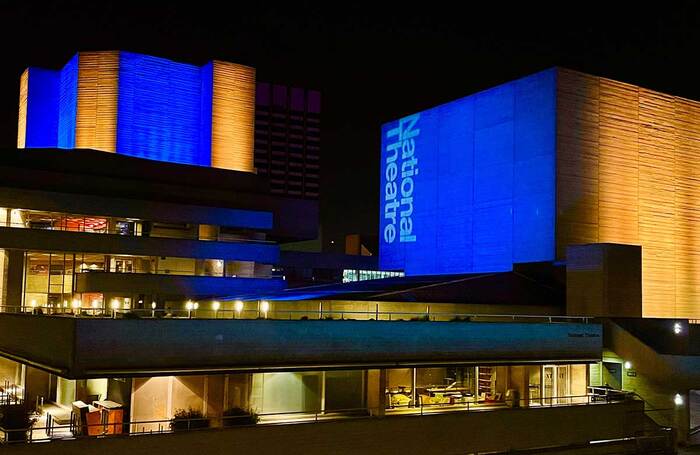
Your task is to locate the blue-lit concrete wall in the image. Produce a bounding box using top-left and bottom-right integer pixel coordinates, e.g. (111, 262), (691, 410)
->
(22, 52), (217, 168)
(22, 56), (79, 149)
(116, 52), (211, 166)
(379, 69), (556, 275)
(57, 55), (78, 149)
(24, 68), (59, 148)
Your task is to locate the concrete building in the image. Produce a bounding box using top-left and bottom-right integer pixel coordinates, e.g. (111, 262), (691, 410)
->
(254, 82), (321, 199)
(379, 67), (700, 319)
(0, 57), (692, 454)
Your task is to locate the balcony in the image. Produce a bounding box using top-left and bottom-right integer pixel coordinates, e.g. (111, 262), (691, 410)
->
(74, 271), (285, 296)
(0, 394), (648, 454)
(0, 227), (279, 262)
(0, 313), (601, 378)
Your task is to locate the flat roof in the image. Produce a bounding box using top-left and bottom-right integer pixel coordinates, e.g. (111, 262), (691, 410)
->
(230, 264), (564, 307)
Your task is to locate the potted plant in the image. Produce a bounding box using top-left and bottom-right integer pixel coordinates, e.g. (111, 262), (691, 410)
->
(222, 407), (259, 427)
(169, 408), (209, 431)
(0, 403), (36, 442)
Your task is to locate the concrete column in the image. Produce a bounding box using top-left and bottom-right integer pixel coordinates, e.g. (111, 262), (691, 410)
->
(5, 249), (25, 310)
(366, 369), (386, 417)
(0, 249), (6, 310)
(411, 368), (417, 407)
(378, 369), (387, 416)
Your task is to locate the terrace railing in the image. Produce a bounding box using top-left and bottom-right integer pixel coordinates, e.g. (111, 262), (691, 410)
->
(0, 305), (591, 324)
(0, 391), (636, 445)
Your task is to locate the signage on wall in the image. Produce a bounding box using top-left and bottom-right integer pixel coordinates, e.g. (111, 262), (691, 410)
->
(382, 113), (420, 245)
(377, 69), (558, 276)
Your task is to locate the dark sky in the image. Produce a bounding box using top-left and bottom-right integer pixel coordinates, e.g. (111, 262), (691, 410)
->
(2, 1), (699, 252)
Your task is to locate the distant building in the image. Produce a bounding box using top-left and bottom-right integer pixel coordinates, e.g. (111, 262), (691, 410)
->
(254, 82), (321, 199)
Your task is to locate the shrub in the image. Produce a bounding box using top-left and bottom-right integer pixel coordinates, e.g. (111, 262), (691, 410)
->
(120, 311), (141, 319)
(170, 408), (209, 431)
(410, 315), (430, 321)
(222, 407), (259, 427)
(0, 404), (35, 442)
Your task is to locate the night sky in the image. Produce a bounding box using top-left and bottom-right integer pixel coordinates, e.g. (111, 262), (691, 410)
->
(2, 1), (699, 252)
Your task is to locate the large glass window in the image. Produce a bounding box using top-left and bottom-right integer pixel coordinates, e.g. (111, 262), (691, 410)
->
(24, 252), (75, 309)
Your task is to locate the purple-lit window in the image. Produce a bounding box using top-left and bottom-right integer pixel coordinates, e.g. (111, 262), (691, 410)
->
(290, 88), (305, 111)
(256, 82), (270, 106)
(272, 85), (287, 108)
(307, 90), (321, 114)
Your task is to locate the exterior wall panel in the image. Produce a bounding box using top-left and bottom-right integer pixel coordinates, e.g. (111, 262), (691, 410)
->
(20, 68), (61, 148)
(117, 52), (208, 165)
(21, 52), (256, 173)
(379, 69), (556, 274)
(555, 69), (600, 259)
(17, 69), (28, 148)
(211, 61), (256, 172)
(557, 69), (700, 318)
(57, 54), (78, 149)
(75, 51), (119, 152)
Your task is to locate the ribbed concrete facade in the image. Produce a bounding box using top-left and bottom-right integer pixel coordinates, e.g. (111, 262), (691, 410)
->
(17, 51), (256, 172)
(557, 68), (700, 318)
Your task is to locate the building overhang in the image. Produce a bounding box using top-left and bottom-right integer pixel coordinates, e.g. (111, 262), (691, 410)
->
(0, 314), (601, 379)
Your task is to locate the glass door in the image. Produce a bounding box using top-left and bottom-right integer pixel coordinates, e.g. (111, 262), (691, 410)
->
(556, 366), (570, 404)
(543, 366), (554, 405)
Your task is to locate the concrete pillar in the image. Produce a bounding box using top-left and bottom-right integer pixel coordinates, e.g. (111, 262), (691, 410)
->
(378, 369), (387, 416)
(366, 369), (386, 417)
(5, 249), (25, 311)
(0, 249), (6, 310)
(411, 368), (417, 407)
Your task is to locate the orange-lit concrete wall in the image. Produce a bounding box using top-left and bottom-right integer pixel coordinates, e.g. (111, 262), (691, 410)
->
(75, 51), (119, 152)
(211, 61), (256, 172)
(17, 69), (28, 148)
(557, 68), (700, 318)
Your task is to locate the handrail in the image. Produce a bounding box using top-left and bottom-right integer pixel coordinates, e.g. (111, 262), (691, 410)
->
(0, 305), (592, 324)
(0, 391), (635, 444)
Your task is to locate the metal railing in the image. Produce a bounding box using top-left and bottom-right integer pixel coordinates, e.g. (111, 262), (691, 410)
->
(0, 391), (636, 444)
(0, 305), (592, 324)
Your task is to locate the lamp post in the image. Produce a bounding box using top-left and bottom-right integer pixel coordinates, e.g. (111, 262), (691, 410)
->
(186, 300), (194, 319)
(151, 301), (157, 318)
(212, 301), (220, 319)
(234, 300), (243, 319)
